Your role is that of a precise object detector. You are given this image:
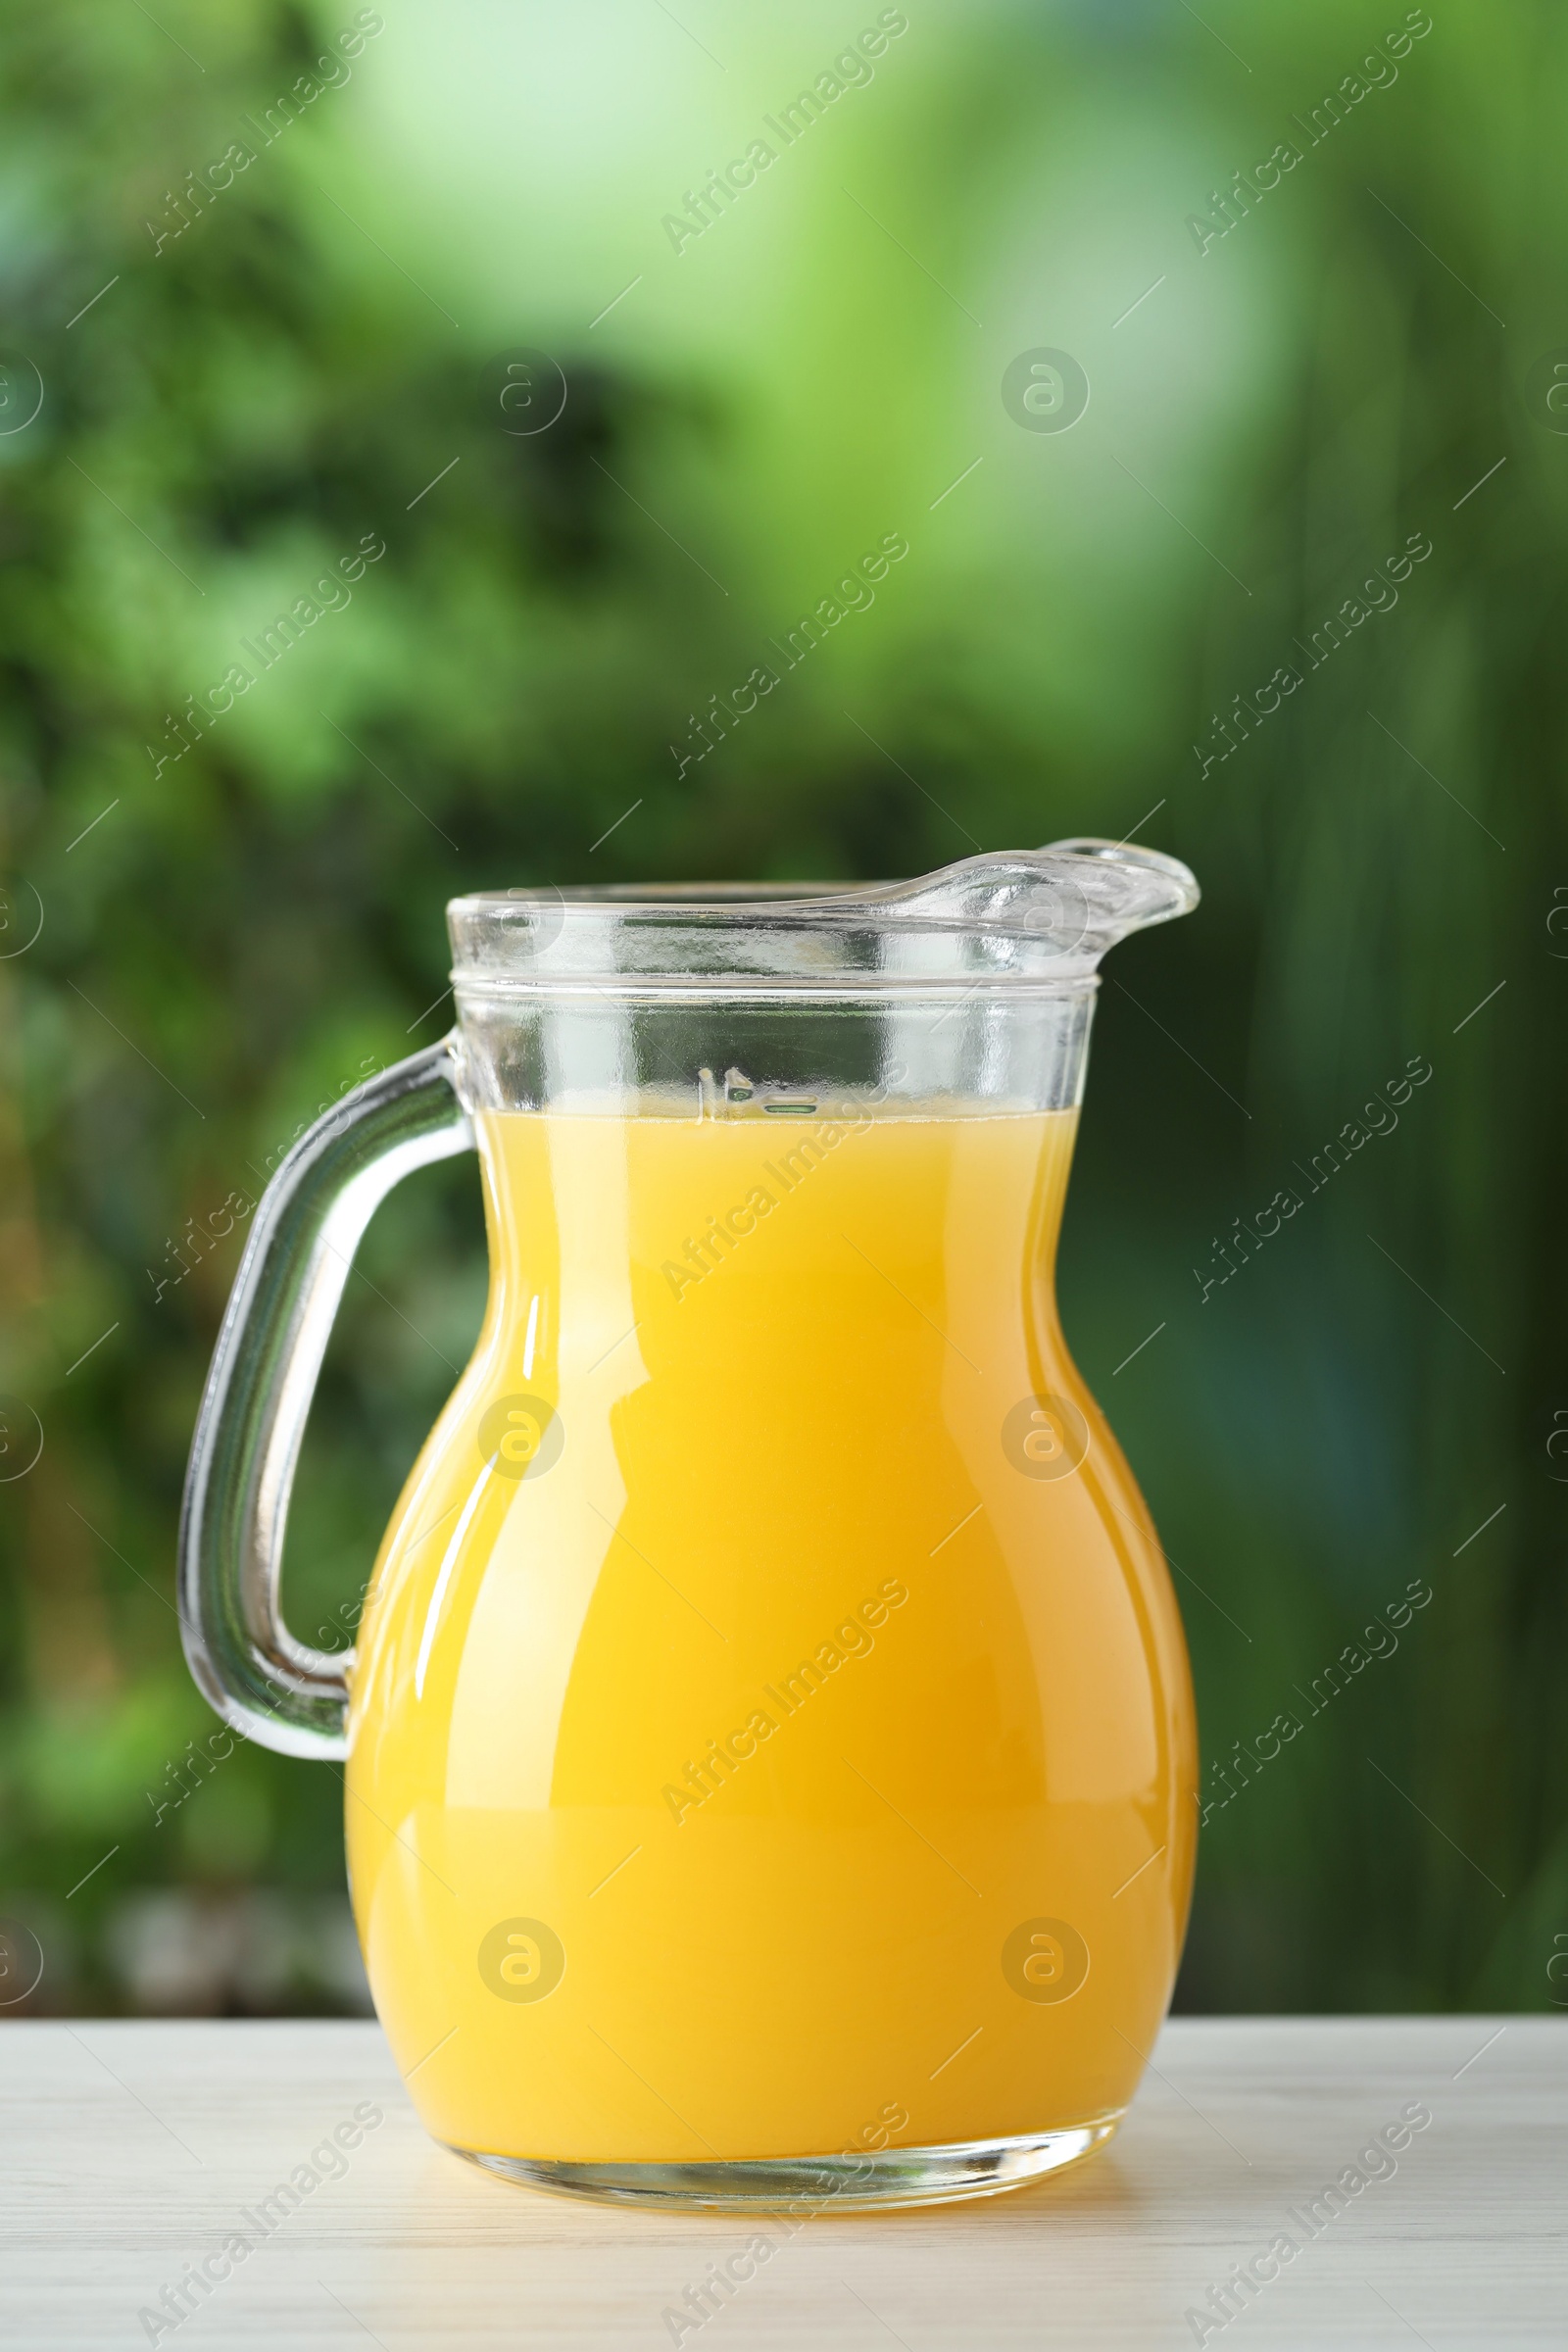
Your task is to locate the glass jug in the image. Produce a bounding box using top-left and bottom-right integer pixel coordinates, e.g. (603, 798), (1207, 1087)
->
(179, 840), (1200, 2210)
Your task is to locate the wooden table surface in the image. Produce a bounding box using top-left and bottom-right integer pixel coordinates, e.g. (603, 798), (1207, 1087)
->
(1, 2016), (1560, 2349)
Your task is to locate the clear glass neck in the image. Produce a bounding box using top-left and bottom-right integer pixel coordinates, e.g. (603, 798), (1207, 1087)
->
(446, 840), (1198, 1119)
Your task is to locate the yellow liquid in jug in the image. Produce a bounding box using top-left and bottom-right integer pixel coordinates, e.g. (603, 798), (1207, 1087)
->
(347, 1103), (1196, 2163)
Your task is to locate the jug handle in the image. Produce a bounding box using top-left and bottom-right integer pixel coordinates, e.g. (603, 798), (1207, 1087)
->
(177, 1038), (475, 1758)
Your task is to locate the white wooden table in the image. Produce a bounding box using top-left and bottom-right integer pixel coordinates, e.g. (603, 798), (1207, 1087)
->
(1, 2017), (1560, 2348)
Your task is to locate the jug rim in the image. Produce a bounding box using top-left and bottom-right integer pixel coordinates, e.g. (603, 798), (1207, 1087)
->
(446, 840), (1199, 991)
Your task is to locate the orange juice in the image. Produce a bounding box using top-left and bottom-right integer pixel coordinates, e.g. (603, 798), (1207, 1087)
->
(346, 1102), (1196, 2165)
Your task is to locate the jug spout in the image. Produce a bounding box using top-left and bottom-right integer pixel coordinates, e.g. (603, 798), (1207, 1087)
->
(848, 839), (1200, 967)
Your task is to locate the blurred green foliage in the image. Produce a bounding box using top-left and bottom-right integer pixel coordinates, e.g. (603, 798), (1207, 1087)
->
(1, 0), (1564, 2014)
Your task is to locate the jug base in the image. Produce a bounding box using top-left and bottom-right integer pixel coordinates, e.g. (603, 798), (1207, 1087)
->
(448, 2115), (1122, 2210)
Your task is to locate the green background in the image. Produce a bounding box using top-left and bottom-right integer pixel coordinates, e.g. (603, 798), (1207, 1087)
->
(1, 0), (1563, 2016)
